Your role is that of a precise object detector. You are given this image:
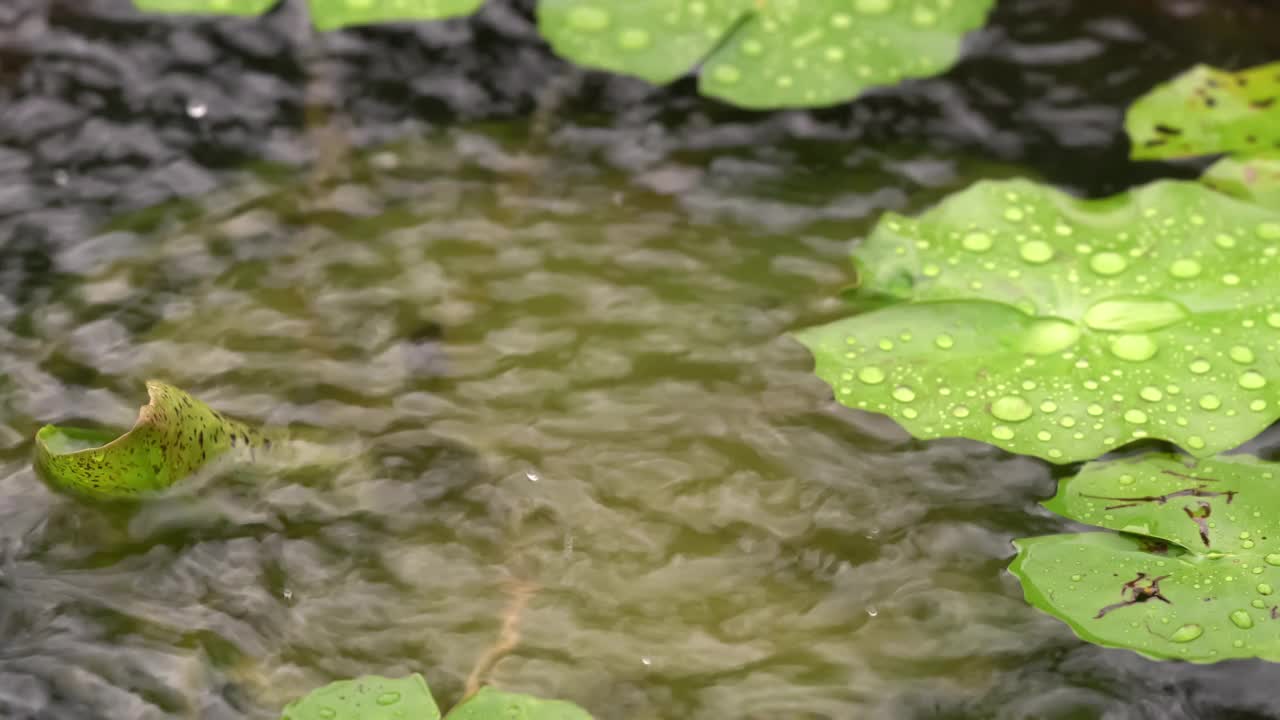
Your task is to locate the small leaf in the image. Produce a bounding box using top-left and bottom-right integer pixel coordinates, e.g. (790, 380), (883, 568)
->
(445, 687), (593, 719)
(1202, 153), (1280, 209)
(280, 674), (442, 720)
(1011, 453), (1280, 663)
(35, 380), (270, 500)
(794, 178), (1280, 463)
(1127, 62), (1280, 161)
(131, 0), (278, 16)
(306, 0), (484, 30)
(537, 0), (996, 110)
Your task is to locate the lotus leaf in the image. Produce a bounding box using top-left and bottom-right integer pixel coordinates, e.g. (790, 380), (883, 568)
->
(131, 0), (483, 27)
(795, 178), (1280, 463)
(1010, 453), (1280, 663)
(280, 674), (441, 720)
(537, 0), (996, 109)
(1127, 62), (1280, 161)
(35, 380), (270, 500)
(445, 687), (594, 719)
(1203, 153), (1280, 209)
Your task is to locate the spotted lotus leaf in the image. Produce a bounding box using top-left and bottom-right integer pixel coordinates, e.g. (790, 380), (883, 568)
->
(280, 675), (441, 720)
(35, 381), (271, 500)
(445, 687), (594, 719)
(1010, 453), (1280, 663)
(131, 0), (483, 28)
(537, 0), (996, 109)
(1127, 62), (1280, 161)
(132, 0), (277, 14)
(1203, 153), (1280, 209)
(306, 0), (484, 30)
(794, 178), (1280, 463)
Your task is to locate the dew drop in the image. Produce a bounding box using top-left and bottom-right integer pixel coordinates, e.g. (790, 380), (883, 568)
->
(1258, 222), (1280, 240)
(857, 367), (886, 385)
(1189, 359), (1211, 374)
(1230, 610), (1255, 630)
(618, 28), (651, 49)
(911, 7), (937, 25)
(1059, 416), (1077, 428)
(1021, 318), (1081, 355)
(1140, 386), (1163, 402)
(1083, 297), (1188, 332)
(1118, 474), (1135, 485)
(893, 386), (916, 403)
(1019, 240), (1054, 264)
(854, 0), (893, 14)
(991, 425), (1015, 440)
(1239, 371), (1267, 390)
(935, 333), (955, 349)
(1265, 553), (1280, 566)
(991, 396), (1033, 422)
(1188, 435), (1206, 449)
(1199, 394), (1222, 410)
(1215, 233), (1237, 248)
(377, 692), (401, 706)
(713, 65), (741, 84)
(1039, 400), (1058, 413)
(1124, 409), (1148, 424)
(962, 231), (993, 252)
(1259, 583), (1274, 595)
(1089, 252), (1128, 276)
(318, 710), (337, 720)
(742, 39), (765, 55)
(1170, 624), (1203, 643)
(1169, 258), (1202, 279)
(1230, 345), (1256, 364)
(567, 6), (610, 31)
(830, 12), (852, 28)
(1270, 313), (1280, 329)
(1109, 334), (1158, 362)
(1087, 404), (1104, 416)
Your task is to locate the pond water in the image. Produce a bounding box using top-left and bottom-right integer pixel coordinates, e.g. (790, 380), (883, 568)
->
(3, 1), (1280, 718)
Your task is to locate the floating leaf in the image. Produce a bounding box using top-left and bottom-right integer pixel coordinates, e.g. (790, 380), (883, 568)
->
(1127, 62), (1280, 160)
(307, 0), (484, 30)
(1203, 153), (1280, 209)
(131, 0), (482, 27)
(132, 0), (278, 15)
(537, 0), (996, 109)
(35, 381), (271, 500)
(794, 178), (1280, 463)
(280, 674), (441, 720)
(1011, 453), (1280, 663)
(445, 687), (593, 719)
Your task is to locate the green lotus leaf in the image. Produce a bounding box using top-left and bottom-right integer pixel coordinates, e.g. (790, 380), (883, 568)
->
(307, 0), (484, 30)
(280, 674), (442, 720)
(35, 380), (271, 500)
(1010, 453), (1280, 663)
(132, 0), (277, 15)
(1127, 62), (1280, 161)
(794, 178), (1280, 463)
(537, 0), (996, 110)
(445, 687), (593, 719)
(1203, 153), (1280, 209)
(131, 0), (483, 27)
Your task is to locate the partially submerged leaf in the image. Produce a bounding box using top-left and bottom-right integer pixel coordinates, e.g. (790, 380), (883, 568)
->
(1011, 453), (1280, 663)
(794, 178), (1280, 463)
(131, 0), (278, 16)
(1202, 153), (1280, 209)
(537, 0), (996, 109)
(280, 674), (441, 720)
(35, 381), (270, 500)
(1127, 62), (1280, 160)
(445, 687), (593, 719)
(307, 0), (484, 30)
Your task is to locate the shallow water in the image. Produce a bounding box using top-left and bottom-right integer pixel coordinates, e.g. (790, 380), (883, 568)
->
(4, 1), (1280, 718)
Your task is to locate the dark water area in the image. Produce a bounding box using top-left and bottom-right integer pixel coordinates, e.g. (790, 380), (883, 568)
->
(3, 0), (1280, 718)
